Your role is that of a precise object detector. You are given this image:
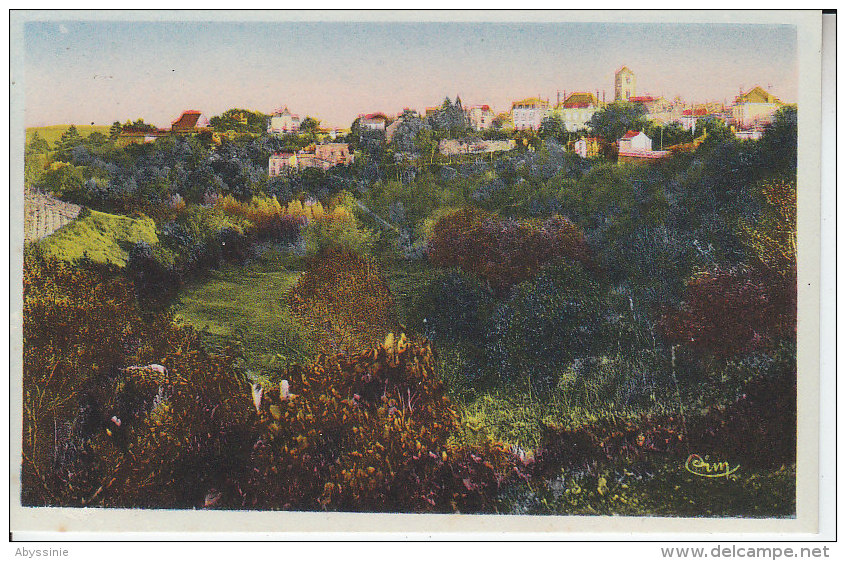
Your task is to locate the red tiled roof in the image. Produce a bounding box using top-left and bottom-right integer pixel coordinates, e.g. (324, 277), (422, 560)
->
(171, 110), (203, 130)
(362, 112), (388, 121)
(622, 130), (641, 139)
(682, 108), (708, 116)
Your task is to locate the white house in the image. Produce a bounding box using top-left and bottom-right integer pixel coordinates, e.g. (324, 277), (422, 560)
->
(510, 97), (550, 131)
(359, 112), (389, 131)
(268, 107), (300, 135)
(618, 130), (652, 153)
(553, 92), (599, 132)
(466, 104), (495, 130)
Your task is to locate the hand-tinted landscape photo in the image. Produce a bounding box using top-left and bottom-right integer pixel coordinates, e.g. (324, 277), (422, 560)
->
(20, 17), (799, 517)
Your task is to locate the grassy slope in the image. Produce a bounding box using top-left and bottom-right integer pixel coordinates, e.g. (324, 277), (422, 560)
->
(172, 251), (314, 372)
(38, 210), (158, 267)
(26, 125), (112, 146)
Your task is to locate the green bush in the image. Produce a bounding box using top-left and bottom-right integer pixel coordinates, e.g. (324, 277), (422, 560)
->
(486, 262), (606, 387)
(302, 206), (378, 257)
(38, 209), (159, 267)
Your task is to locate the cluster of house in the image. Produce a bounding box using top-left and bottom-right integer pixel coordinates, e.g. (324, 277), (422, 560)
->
(506, 67), (787, 134)
(117, 110), (214, 144)
(268, 143), (354, 176)
(122, 65), (789, 174)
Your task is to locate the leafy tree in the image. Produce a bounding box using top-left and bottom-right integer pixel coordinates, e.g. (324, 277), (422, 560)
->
(109, 121), (123, 142)
(587, 102), (647, 143)
(487, 262), (606, 387)
(414, 128), (438, 163)
(757, 106), (797, 174)
(86, 132), (108, 147)
(54, 125), (83, 160)
(659, 266), (795, 358)
(740, 178), (796, 279)
(209, 109), (269, 135)
(36, 164), (86, 200)
(298, 116), (320, 138)
(27, 132), (50, 154)
(408, 268), (494, 346)
(25, 133), (50, 188)
(643, 122), (694, 150)
(538, 115), (566, 142)
(390, 110), (432, 154)
(301, 206), (378, 257)
(427, 207), (594, 295)
(428, 96), (469, 138)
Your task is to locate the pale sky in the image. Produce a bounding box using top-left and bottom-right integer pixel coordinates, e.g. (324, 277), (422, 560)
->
(23, 20), (798, 129)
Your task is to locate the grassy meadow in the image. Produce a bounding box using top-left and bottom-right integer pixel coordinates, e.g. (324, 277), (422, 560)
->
(172, 247), (316, 372)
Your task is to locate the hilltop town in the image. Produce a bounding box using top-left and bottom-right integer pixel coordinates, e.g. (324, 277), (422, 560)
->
(108, 65), (790, 175)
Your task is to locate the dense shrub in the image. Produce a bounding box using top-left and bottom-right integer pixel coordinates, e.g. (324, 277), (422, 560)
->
(23, 260), (524, 511)
(244, 334), (525, 512)
(658, 266), (796, 358)
(486, 263), (606, 387)
(407, 268), (493, 345)
(22, 248), (149, 505)
(427, 207), (595, 294)
(301, 206), (378, 257)
(289, 250), (397, 354)
(126, 240), (181, 310)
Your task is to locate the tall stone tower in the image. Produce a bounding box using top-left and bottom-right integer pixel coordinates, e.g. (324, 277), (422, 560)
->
(615, 66), (636, 102)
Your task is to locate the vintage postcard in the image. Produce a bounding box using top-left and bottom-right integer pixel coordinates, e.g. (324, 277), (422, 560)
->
(9, 10), (826, 538)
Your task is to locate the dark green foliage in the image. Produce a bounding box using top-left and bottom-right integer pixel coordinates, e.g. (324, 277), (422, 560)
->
(486, 263), (605, 387)
(407, 269), (494, 368)
(427, 96), (470, 138)
(209, 108), (269, 135)
(587, 102), (648, 143)
(389, 109), (433, 154)
(53, 124), (83, 160)
(756, 106), (797, 174)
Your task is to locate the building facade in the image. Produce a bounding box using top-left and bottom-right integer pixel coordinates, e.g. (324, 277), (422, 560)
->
(268, 107), (301, 135)
(572, 137), (601, 159)
(617, 130), (670, 163)
(510, 97), (550, 131)
(268, 152), (298, 177)
(268, 143), (353, 176)
(553, 92), (599, 132)
(466, 104), (496, 130)
(615, 66), (637, 102)
(618, 130), (652, 153)
(731, 86), (784, 129)
(359, 112), (389, 131)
